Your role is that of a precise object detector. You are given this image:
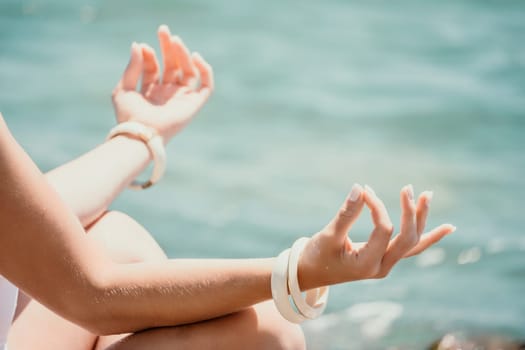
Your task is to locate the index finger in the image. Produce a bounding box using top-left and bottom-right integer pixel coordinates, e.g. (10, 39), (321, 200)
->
(324, 183), (365, 245)
(116, 42), (143, 92)
(359, 185), (394, 263)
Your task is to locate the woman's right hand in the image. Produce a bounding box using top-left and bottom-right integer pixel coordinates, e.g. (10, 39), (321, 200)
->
(111, 25), (214, 143)
(298, 184), (455, 290)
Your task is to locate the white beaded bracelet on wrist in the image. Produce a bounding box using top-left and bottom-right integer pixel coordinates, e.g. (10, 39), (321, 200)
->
(106, 121), (167, 190)
(271, 237), (329, 323)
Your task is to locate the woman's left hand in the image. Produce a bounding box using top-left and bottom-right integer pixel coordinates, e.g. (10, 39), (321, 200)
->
(298, 184), (455, 290)
(111, 25), (214, 143)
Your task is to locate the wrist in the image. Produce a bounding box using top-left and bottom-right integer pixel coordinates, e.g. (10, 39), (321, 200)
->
(111, 134), (153, 161)
(297, 238), (328, 291)
(271, 237), (330, 323)
(117, 116), (173, 146)
(106, 121), (167, 190)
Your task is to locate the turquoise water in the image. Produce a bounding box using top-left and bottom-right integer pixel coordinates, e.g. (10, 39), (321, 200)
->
(1, 0), (524, 348)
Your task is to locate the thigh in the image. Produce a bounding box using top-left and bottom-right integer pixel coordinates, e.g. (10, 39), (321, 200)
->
(99, 301), (305, 350)
(85, 211), (166, 263)
(9, 211), (305, 350)
(8, 211), (166, 350)
(8, 298), (97, 350)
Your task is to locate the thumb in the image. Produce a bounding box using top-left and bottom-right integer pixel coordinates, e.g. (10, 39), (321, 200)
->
(325, 183), (365, 244)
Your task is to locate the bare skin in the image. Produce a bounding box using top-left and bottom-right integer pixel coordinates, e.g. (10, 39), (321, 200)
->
(111, 25), (213, 143)
(8, 25), (304, 350)
(0, 24), (455, 349)
(10, 212), (305, 350)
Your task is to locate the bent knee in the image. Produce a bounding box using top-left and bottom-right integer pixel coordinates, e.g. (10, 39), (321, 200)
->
(86, 210), (167, 263)
(271, 322), (305, 350)
(253, 301), (306, 350)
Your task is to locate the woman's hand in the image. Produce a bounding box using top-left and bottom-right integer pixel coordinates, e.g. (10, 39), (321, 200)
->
(112, 25), (214, 143)
(299, 184), (455, 290)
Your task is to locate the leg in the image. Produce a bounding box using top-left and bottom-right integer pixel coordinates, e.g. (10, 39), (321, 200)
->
(9, 211), (305, 350)
(8, 211), (165, 350)
(84, 210), (166, 263)
(90, 217), (305, 350)
(8, 296), (97, 350)
(99, 301), (305, 350)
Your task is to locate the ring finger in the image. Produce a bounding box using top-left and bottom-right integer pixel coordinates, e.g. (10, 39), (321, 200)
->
(170, 36), (197, 87)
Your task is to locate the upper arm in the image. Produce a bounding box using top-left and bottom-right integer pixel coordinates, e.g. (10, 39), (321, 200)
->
(0, 117), (111, 326)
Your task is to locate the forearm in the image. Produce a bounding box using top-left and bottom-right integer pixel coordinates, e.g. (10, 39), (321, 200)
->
(82, 258), (274, 335)
(42, 134), (276, 333)
(0, 119), (275, 335)
(45, 135), (151, 227)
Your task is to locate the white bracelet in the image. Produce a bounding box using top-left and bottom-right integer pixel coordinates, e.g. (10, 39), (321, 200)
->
(106, 121), (167, 190)
(288, 237), (329, 319)
(271, 246), (326, 323)
(271, 249), (307, 324)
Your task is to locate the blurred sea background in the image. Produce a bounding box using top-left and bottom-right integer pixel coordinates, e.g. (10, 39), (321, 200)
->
(1, 0), (524, 348)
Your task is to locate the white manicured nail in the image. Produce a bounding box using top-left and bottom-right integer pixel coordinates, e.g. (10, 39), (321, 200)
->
(364, 184), (376, 196)
(349, 183), (362, 202)
(425, 191), (434, 206)
(406, 184), (414, 202)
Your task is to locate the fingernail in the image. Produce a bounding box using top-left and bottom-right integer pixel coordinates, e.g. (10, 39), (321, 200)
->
(171, 35), (182, 44)
(406, 184), (414, 202)
(364, 184), (376, 196)
(142, 43), (153, 51)
(349, 183), (362, 202)
(425, 191), (434, 206)
(450, 225), (457, 233)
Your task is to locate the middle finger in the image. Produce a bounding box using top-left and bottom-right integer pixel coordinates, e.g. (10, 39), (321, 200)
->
(158, 25), (181, 84)
(377, 185), (418, 275)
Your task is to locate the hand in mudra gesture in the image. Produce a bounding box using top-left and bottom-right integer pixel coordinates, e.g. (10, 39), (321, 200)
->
(299, 184), (455, 290)
(112, 25), (213, 143)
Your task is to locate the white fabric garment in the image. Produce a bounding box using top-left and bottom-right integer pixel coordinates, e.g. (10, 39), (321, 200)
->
(0, 275), (17, 350)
